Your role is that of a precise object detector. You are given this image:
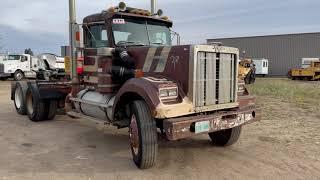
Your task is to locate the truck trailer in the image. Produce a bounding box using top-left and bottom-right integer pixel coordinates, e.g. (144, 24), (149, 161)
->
(252, 58), (269, 77)
(10, 1), (259, 169)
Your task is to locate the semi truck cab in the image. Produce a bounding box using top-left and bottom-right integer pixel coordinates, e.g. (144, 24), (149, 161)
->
(11, 2), (259, 169)
(0, 54), (37, 81)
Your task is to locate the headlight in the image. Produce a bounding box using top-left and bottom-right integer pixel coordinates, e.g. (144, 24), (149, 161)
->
(159, 89), (169, 98)
(159, 87), (178, 99)
(168, 89), (177, 96)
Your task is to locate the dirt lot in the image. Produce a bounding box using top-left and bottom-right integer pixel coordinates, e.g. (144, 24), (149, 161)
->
(0, 79), (319, 180)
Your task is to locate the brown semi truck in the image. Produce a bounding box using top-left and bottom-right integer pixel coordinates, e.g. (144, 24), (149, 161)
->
(11, 2), (259, 169)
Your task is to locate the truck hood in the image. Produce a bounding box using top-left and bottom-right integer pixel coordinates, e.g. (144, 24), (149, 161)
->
(127, 45), (191, 95)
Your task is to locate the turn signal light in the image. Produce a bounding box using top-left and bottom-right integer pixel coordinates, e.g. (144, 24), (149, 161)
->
(135, 69), (144, 78)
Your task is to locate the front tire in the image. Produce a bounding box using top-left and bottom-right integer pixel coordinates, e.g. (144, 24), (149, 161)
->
(208, 126), (242, 146)
(14, 70), (25, 81)
(129, 100), (158, 169)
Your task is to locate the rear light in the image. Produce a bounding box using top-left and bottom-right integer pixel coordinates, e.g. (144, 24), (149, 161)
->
(76, 31), (81, 42)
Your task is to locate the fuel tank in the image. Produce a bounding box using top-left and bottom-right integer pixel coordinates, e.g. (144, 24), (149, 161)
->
(74, 90), (115, 121)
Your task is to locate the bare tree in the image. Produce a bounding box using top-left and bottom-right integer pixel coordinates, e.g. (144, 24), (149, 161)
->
(24, 48), (34, 56)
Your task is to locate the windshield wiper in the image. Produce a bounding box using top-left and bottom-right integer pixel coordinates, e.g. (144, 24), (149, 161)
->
(117, 41), (146, 47)
(151, 42), (165, 46)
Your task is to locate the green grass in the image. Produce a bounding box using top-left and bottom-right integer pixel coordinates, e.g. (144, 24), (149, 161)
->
(247, 78), (320, 109)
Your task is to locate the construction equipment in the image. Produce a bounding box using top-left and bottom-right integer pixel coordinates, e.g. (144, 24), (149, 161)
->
(238, 58), (256, 84)
(301, 58), (319, 68)
(289, 61), (320, 81)
(10, 1), (258, 169)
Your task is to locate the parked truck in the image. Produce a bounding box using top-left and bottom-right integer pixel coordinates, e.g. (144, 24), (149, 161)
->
(10, 1), (259, 169)
(0, 54), (38, 80)
(0, 53), (66, 81)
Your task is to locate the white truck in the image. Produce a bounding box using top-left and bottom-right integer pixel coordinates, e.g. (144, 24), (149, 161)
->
(252, 58), (269, 77)
(0, 53), (65, 81)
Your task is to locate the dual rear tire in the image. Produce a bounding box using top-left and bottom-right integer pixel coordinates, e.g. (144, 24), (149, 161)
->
(13, 82), (57, 121)
(14, 82), (27, 115)
(25, 88), (57, 121)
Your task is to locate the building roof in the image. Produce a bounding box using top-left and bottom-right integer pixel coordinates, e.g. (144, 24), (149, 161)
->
(207, 32), (320, 41)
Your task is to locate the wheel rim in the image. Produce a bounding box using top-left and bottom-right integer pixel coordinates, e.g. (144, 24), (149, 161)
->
(16, 72), (23, 80)
(26, 92), (34, 115)
(129, 114), (139, 156)
(14, 87), (22, 109)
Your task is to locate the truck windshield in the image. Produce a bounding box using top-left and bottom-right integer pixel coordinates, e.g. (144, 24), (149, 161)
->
(112, 18), (171, 46)
(7, 55), (21, 61)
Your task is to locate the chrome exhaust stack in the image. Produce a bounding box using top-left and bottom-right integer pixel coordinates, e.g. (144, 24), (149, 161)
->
(151, 0), (157, 15)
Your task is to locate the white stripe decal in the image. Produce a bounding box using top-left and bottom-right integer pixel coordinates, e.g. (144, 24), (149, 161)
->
(154, 47), (171, 72)
(143, 47), (157, 72)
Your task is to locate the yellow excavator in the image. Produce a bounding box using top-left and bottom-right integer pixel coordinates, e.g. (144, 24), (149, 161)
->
(288, 61), (320, 81)
(238, 58), (256, 84)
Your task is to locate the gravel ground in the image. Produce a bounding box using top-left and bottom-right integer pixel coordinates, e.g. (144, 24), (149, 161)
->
(0, 80), (319, 180)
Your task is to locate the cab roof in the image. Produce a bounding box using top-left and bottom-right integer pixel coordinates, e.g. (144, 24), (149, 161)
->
(83, 11), (173, 27)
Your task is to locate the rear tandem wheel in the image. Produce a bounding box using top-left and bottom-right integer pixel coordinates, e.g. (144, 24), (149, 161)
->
(25, 87), (58, 122)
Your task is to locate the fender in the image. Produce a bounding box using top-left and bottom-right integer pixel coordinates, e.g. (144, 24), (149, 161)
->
(27, 82), (69, 100)
(113, 78), (161, 118)
(27, 81), (41, 101)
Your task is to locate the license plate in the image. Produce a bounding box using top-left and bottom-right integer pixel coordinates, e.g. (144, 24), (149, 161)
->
(195, 121), (210, 134)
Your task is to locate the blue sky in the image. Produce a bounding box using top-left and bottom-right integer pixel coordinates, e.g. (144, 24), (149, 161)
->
(0, 0), (320, 55)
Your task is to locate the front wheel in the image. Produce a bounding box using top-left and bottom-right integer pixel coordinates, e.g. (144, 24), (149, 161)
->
(208, 126), (242, 146)
(14, 70), (25, 81)
(129, 100), (158, 169)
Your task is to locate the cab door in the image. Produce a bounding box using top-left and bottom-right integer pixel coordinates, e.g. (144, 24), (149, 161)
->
(19, 55), (31, 71)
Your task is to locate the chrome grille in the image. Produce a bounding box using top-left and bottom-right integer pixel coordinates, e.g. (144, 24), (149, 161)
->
(195, 52), (236, 107)
(0, 63), (4, 73)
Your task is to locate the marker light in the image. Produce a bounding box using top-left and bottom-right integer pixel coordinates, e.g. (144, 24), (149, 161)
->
(157, 9), (163, 16)
(118, 2), (127, 11)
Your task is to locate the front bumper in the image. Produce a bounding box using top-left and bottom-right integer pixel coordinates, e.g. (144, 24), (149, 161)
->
(163, 106), (260, 140)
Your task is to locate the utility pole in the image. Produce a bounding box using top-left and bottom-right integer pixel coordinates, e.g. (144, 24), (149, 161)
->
(69, 0), (78, 81)
(151, 0), (157, 15)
